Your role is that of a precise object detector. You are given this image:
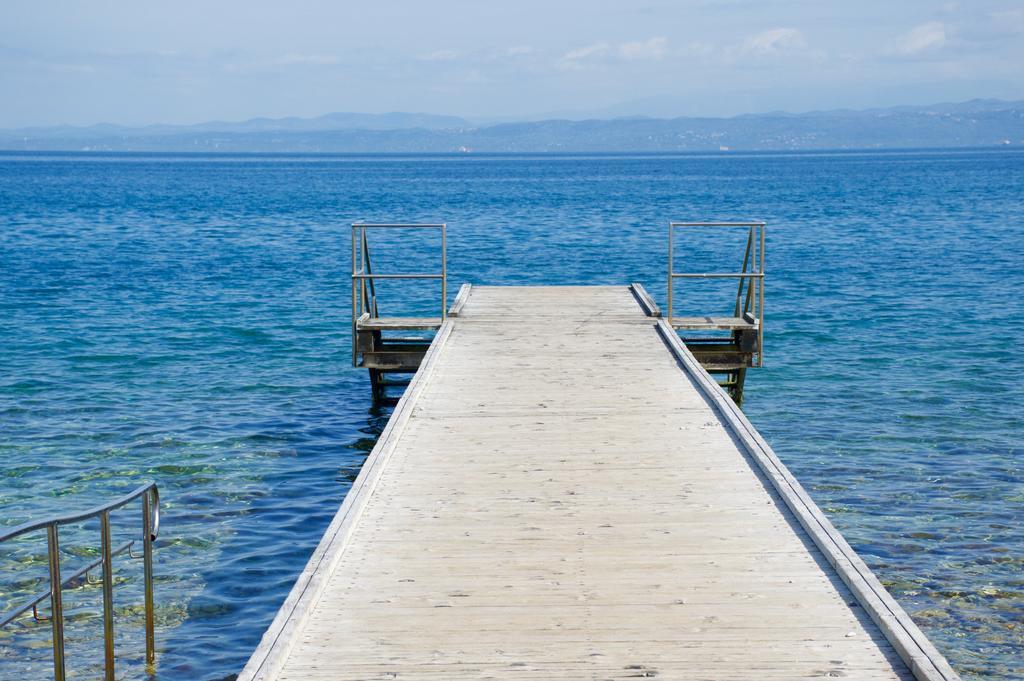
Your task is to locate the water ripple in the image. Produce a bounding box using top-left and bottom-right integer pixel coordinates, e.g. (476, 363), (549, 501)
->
(0, 150), (1021, 680)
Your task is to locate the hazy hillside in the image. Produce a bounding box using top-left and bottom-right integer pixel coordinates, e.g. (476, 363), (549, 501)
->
(1, 100), (1021, 152)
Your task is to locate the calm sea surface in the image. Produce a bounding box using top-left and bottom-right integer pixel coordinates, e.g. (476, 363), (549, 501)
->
(0, 150), (1021, 680)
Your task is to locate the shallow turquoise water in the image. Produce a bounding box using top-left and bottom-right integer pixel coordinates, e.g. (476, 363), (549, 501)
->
(0, 150), (1021, 679)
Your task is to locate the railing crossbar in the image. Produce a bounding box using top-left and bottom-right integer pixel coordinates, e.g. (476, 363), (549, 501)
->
(0, 483), (159, 543)
(352, 273), (444, 280)
(0, 539), (135, 628)
(671, 273), (764, 279)
(670, 221), (765, 227)
(353, 223), (444, 228)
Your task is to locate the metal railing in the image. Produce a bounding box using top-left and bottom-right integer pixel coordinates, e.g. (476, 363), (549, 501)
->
(0, 482), (160, 681)
(668, 221), (765, 366)
(351, 223), (447, 364)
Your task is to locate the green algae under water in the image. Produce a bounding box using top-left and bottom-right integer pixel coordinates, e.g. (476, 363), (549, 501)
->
(0, 150), (1021, 680)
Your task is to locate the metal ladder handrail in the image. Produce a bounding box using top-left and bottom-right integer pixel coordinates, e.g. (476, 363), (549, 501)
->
(351, 223), (447, 366)
(0, 482), (160, 681)
(668, 221), (765, 367)
(360, 230), (379, 319)
(734, 228), (754, 318)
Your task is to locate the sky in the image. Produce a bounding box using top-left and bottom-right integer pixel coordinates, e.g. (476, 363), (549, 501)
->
(1, 0), (1023, 128)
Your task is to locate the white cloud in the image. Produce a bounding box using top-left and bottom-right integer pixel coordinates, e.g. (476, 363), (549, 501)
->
(563, 42), (611, 61)
(417, 50), (461, 62)
(618, 36), (668, 60)
(743, 28), (805, 55)
(896, 22), (947, 55)
(561, 37), (668, 65)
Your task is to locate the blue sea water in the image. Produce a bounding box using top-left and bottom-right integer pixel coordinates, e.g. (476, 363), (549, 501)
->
(0, 149), (1021, 680)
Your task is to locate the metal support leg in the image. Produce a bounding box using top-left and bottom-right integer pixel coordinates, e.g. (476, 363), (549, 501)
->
(100, 511), (116, 680)
(142, 491), (156, 667)
(46, 526), (65, 681)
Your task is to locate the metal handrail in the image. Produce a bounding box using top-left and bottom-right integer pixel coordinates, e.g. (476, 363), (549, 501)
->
(351, 223), (447, 366)
(671, 272), (764, 279)
(0, 482), (160, 681)
(668, 221), (765, 366)
(352, 273), (443, 280)
(360, 230), (378, 319)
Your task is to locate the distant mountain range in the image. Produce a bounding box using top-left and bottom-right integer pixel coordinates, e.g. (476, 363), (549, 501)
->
(2, 99), (1022, 153)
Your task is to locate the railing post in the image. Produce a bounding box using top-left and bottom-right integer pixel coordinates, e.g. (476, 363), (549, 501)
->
(758, 222), (766, 366)
(46, 525), (66, 681)
(441, 224), (447, 319)
(142, 490), (156, 667)
(351, 224), (359, 366)
(100, 511), (116, 680)
(667, 222), (674, 324)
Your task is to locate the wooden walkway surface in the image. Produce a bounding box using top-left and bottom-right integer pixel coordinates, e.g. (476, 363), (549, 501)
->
(240, 286), (958, 681)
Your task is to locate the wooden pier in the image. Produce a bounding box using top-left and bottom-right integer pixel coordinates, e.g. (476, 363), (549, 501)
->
(239, 285), (958, 681)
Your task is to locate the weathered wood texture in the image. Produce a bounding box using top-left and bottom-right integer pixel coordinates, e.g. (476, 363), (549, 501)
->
(357, 317), (443, 331)
(447, 283), (472, 317)
(240, 285), (957, 681)
(628, 282), (661, 317)
(670, 316), (758, 331)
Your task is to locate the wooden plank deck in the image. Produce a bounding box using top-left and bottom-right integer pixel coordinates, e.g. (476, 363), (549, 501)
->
(357, 316), (443, 331)
(670, 315), (757, 331)
(240, 286), (958, 681)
